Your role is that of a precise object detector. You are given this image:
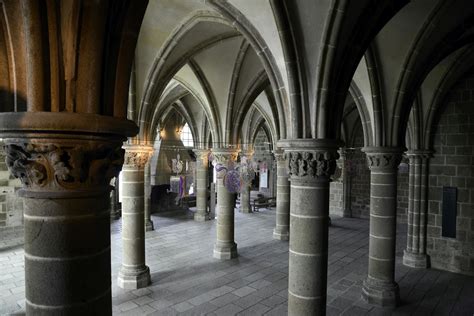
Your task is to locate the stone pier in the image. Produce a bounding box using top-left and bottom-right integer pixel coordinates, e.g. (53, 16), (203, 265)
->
(273, 149), (290, 241)
(193, 149), (210, 222)
(403, 150), (431, 268)
(118, 145), (153, 289)
(144, 162), (154, 231)
(280, 139), (340, 315)
(1, 113), (136, 314)
(212, 148), (239, 260)
(239, 148), (254, 214)
(362, 147), (403, 307)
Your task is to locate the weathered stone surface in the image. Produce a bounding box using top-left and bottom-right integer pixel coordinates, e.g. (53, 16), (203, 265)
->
(118, 145), (153, 289)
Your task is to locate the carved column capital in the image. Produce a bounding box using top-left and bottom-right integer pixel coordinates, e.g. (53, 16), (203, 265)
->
(362, 147), (404, 171)
(273, 149), (286, 163)
(211, 148), (239, 165)
(0, 112), (137, 197)
(211, 148), (239, 179)
(123, 145), (153, 169)
(4, 140), (125, 195)
(406, 150), (433, 161)
(193, 149), (210, 165)
(278, 139), (341, 181)
(240, 146), (254, 159)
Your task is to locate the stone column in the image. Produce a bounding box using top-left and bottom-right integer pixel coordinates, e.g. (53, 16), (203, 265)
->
(403, 150), (431, 268)
(110, 177), (121, 220)
(273, 149), (290, 240)
(240, 185), (251, 213)
(144, 162), (154, 231)
(212, 148), (239, 259)
(341, 148), (355, 217)
(193, 149), (210, 221)
(118, 145), (153, 289)
(361, 147), (403, 307)
(280, 139), (340, 315)
(1, 112), (135, 314)
(239, 149), (254, 214)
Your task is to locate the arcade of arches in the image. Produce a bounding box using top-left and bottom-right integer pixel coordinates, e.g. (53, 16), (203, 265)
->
(0, 1), (473, 315)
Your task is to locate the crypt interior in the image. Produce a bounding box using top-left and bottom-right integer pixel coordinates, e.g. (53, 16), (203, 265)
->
(0, 0), (473, 315)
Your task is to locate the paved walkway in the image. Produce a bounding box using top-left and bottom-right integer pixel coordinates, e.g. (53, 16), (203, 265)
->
(0, 208), (473, 315)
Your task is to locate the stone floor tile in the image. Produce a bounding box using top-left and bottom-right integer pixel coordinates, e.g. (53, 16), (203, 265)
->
(117, 301), (139, 312)
(172, 301), (194, 312)
(238, 303), (271, 315)
(260, 294), (286, 307)
(263, 303), (287, 316)
(210, 292), (240, 307)
(233, 286), (257, 297)
(212, 303), (244, 316)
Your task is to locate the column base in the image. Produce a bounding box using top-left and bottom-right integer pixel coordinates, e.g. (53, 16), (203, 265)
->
(403, 250), (430, 268)
(362, 278), (399, 307)
(117, 265), (151, 289)
(273, 227), (289, 241)
(194, 213), (209, 222)
(110, 209), (121, 220)
(213, 241), (238, 259)
(145, 219), (154, 232)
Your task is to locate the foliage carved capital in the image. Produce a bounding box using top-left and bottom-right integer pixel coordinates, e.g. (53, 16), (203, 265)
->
(4, 140), (124, 193)
(287, 150), (339, 179)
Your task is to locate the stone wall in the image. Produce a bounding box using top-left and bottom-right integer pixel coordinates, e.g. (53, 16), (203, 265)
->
(427, 71), (474, 276)
(397, 160), (409, 224)
(329, 124), (409, 222)
(329, 158), (344, 216)
(349, 128), (371, 219)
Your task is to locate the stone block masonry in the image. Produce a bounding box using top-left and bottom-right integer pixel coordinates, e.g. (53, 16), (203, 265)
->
(427, 71), (474, 276)
(328, 126), (409, 223)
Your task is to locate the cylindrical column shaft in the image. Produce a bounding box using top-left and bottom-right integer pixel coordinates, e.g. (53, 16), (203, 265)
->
(24, 194), (112, 314)
(110, 179), (121, 220)
(194, 150), (209, 221)
(2, 129), (133, 315)
(362, 147), (402, 307)
(280, 139), (340, 316)
(273, 151), (290, 240)
(212, 148), (239, 259)
(403, 151), (431, 268)
(288, 178), (330, 314)
(240, 185), (251, 213)
(118, 146), (152, 289)
(144, 162), (154, 231)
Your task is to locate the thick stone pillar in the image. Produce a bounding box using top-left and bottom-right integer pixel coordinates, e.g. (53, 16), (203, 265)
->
(341, 148), (355, 217)
(240, 185), (251, 213)
(273, 149), (290, 240)
(239, 149), (254, 214)
(280, 139), (340, 315)
(403, 150), (431, 268)
(118, 145), (153, 289)
(1, 113), (136, 315)
(212, 148), (239, 259)
(110, 178), (121, 220)
(144, 162), (154, 231)
(362, 147), (403, 307)
(193, 149), (210, 221)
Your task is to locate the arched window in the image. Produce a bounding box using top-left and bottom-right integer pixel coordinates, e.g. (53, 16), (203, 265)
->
(180, 123), (193, 147)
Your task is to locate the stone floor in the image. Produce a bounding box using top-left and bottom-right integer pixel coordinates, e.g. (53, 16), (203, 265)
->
(0, 207), (473, 315)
